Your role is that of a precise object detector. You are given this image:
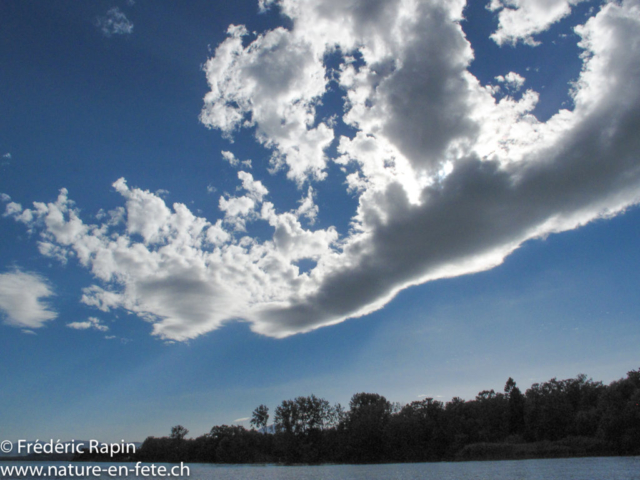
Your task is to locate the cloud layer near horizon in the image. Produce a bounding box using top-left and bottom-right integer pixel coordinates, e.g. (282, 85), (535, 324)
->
(5, 0), (640, 340)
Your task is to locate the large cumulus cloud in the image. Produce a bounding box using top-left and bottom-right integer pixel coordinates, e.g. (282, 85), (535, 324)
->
(6, 0), (640, 340)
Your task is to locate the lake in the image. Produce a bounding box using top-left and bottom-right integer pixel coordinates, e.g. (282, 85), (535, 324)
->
(2, 457), (639, 479)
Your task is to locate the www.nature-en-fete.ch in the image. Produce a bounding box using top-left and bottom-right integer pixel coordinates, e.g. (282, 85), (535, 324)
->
(0, 462), (190, 478)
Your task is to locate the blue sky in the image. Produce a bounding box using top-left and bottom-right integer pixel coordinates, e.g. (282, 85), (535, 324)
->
(2, 0), (640, 442)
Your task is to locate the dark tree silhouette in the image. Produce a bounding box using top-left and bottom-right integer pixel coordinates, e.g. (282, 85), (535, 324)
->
(133, 368), (640, 465)
(505, 377), (525, 436)
(344, 393), (392, 462)
(251, 404), (269, 430)
(170, 425), (189, 440)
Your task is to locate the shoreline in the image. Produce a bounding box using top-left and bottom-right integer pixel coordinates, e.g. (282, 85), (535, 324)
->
(2, 450), (636, 466)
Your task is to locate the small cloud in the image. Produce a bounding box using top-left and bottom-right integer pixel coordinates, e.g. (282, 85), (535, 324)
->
(97, 7), (133, 37)
(155, 189), (170, 198)
(22, 329), (37, 335)
(0, 193), (10, 202)
(105, 335), (116, 340)
(495, 72), (525, 92)
(258, 0), (273, 13)
(233, 417), (250, 423)
(489, 0), (590, 46)
(227, 24), (248, 38)
(221, 150), (239, 167)
(2, 153), (11, 159)
(67, 316), (109, 332)
(221, 150), (252, 169)
(0, 270), (57, 330)
(206, 184), (217, 194)
(67, 321), (92, 330)
(296, 186), (318, 224)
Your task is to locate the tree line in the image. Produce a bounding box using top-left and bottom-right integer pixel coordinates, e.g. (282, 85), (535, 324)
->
(122, 369), (640, 464)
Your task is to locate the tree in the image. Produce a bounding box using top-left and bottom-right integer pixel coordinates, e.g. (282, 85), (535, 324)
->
(251, 404), (269, 431)
(504, 377), (525, 436)
(597, 369), (640, 453)
(272, 395), (335, 463)
(274, 399), (299, 435)
(473, 389), (508, 442)
(296, 394), (332, 433)
(345, 393), (392, 462)
(524, 378), (573, 441)
(326, 402), (347, 429)
(170, 425), (189, 440)
(386, 398), (447, 462)
(274, 395), (332, 435)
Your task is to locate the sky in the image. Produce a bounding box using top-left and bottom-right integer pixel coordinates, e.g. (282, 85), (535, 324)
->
(1, 0), (640, 443)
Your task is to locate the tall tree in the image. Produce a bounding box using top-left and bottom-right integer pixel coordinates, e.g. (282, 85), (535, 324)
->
(504, 377), (525, 436)
(251, 404), (270, 431)
(345, 393), (392, 462)
(170, 425), (189, 440)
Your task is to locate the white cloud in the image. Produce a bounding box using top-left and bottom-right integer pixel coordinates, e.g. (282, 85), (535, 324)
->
(488, 0), (590, 46)
(97, 7), (133, 37)
(238, 171), (268, 201)
(7, 0), (640, 341)
(495, 71), (526, 91)
(5, 174), (338, 341)
(0, 271), (57, 329)
(1, 193), (10, 202)
(258, 0), (272, 13)
(2, 153), (11, 159)
(221, 150), (252, 169)
(296, 187), (319, 224)
(200, 23), (333, 184)
(218, 172), (267, 230)
(221, 150), (239, 167)
(67, 320), (93, 330)
(67, 316), (109, 332)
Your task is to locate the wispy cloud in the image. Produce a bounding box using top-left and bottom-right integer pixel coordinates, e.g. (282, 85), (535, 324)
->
(67, 316), (109, 332)
(221, 151), (252, 169)
(0, 270), (57, 330)
(97, 7), (133, 37)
